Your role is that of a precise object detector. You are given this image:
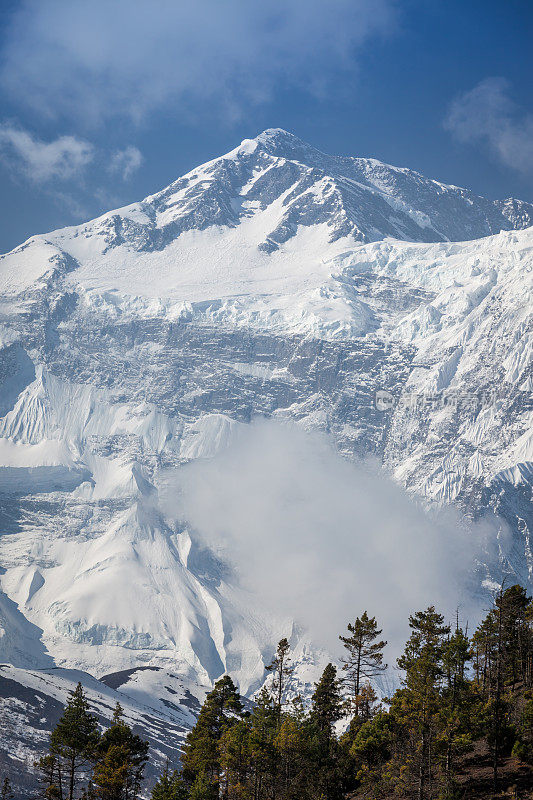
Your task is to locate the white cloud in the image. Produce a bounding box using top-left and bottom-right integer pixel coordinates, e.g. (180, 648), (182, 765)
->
(161, 420), (504, 661)
(0, 123), (94, 182)
(0, 0), (395, 126)
(445, 78), (533, 175)
(109, 146), (143, 180)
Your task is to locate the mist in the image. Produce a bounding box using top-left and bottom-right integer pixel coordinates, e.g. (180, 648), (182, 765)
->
(161, 419), (504, 663)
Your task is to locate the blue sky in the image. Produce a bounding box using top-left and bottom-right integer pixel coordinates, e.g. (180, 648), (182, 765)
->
(0, 0), (532, 253)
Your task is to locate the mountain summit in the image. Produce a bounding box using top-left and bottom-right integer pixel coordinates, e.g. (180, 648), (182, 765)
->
(2, 129), (531, 333)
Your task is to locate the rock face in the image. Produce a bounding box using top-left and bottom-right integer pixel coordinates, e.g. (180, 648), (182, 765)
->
(0, 129), (531, 735)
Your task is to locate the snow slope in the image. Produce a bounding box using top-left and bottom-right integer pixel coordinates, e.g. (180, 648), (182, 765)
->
(0, 662), (207, 795)
(0, 131), (531, 787)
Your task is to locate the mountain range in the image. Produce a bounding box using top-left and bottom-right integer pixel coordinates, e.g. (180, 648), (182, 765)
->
(0, 129), (531, 792)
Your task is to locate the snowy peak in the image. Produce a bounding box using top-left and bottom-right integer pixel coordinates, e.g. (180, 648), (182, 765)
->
(2, 129), (533, 281)
(245, 128), (533, 240)
(1, 130), (533, 342)
(253, 127), (320, 160)
(127, 127), (533, 254)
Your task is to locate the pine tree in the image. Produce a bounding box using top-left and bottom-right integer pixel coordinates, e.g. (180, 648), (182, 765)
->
(181, 676), (243, 798)
(349, 709), (393, 794)
(265, 638), (294, 716)
(472, 611), (499, 694)
(247, 688), (278, 800)
(48, 682), (100, 800)
(151, 764), (189, 800)
(189, 772), (213, 800)
(274, 712), (311, 800)
(395, 606), (450, 800)
(526, 596), (533, 688)
(310, 664), (343, 741)
(308, 664), (343, 800)
(512, 694), (533, 764)
(219, 719), (251, 798)
(92, 703), (148, 799)
(437, 624), (480, 797)
(339, 613), (387, 715)
(357, 683), (380, 725)
(92, 746), (129, 800)
(308, 664), (344, 800)
(342, 682), (382, 759)
(36, 752), (62, 799)
(497, 584), (532, 688)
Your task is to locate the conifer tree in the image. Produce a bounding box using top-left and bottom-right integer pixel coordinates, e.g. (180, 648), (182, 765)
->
(472, 610), (498, 693)
(36, 752), (62, 799)
(151, 763), (189, 800)
(396, 606), (450, 800)
(437, 624), (480, 796)
(309, 664), (344, 800)
(339, 613), (387, 715)
(247, 688), (279, 800)
(265, 638), (294, 716)
(219, 719), (251, 798)
(274, 712), (310, 800)
(348, 709), (393, 793)
(310, 664), (343, 741)
(340, 682), (381, 770)
(92, 703), (148, 800)
(512, 695), (533, 764)
(31, 589), (533, 800)
(357, 683), (380, 725)
(181, 676), (243, 798)
(482, 585), (530, 790)
(48, 682), (100, 800)
(497, 584), (532, 688)
(189, 771), (213, 800)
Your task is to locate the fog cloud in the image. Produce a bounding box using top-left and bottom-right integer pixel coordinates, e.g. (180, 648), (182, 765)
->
(162, 419), (504, 661)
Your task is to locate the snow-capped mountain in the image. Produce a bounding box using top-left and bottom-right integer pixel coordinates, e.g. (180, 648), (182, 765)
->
(0, 129), (532, 789)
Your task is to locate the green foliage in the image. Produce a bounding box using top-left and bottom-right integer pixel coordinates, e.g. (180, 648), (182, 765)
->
(512, 694), (533, 764)
(306, 664), (347, 800)
(497, 585), (532, 687)
(266, 637), (294, 714)
(310, 663), (343, 738)
(181, 675), (244, 796)
(36, 752), (62, 799)
(339, 612), (387, 715)
(349, 710), (394, 793)
(44, 682), (100, 800)
(151, 764), (189, 800)
(92, 703), (149, 799)
(189, 771), (216, 800)
(51, 682), (100, 757)
(30, 585), (533, 800)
